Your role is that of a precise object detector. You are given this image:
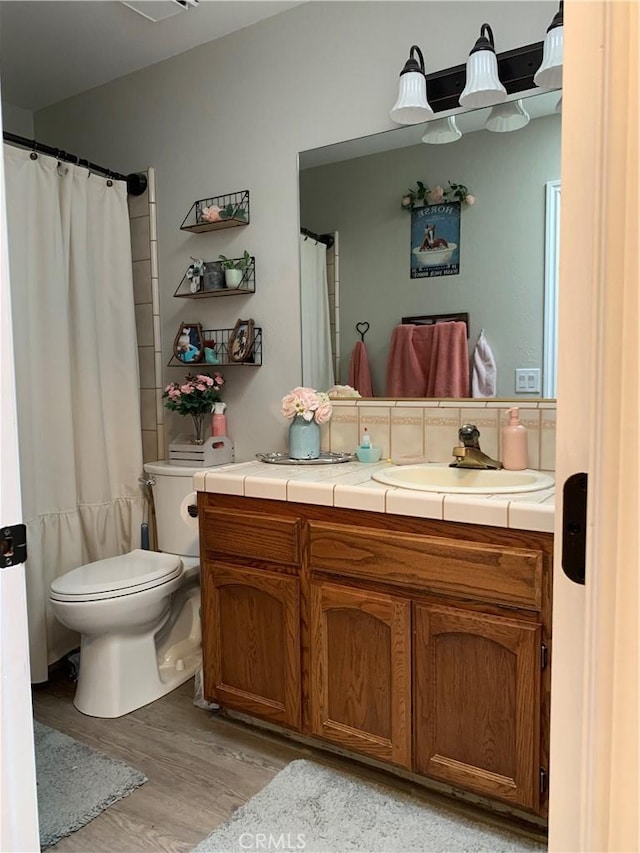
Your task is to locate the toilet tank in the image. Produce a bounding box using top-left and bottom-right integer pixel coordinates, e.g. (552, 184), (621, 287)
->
(143, 461), (203, 557)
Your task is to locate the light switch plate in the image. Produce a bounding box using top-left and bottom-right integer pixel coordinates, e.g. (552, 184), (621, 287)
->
(515, 368), (541, 393)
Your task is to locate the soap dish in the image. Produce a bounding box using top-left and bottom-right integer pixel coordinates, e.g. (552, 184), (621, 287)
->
(355, 446), (383, 463)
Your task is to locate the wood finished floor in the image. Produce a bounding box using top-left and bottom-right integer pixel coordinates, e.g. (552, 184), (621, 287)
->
(32, 670), (305, 852)
(33, 668), (547, 853)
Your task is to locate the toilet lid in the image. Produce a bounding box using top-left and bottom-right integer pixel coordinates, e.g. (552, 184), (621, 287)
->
(50, 549), (182, 601)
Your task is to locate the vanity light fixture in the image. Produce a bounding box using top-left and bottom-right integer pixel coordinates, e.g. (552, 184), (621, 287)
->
(485, 99), (530, 133)
(421, 116), (462, 144)
(534, 1), (564, 90)
(459, 24), (507, 109)
(389, 45), (434, 125)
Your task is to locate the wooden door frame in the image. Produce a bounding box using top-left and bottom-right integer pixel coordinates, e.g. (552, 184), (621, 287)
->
(550, 2), (639, 850)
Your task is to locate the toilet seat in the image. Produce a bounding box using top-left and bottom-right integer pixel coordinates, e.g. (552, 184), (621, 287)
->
(49, 549), (183, 603)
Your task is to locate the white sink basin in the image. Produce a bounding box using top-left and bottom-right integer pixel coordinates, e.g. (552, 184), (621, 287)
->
(371, 463), (554, 495)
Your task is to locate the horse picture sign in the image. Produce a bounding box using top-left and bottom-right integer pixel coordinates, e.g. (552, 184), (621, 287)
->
(410, 201), (461, 279)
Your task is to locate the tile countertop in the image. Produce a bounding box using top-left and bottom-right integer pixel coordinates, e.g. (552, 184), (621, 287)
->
(193, 460), (555, 534)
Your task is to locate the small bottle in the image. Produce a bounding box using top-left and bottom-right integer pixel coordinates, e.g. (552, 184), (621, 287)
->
(360, 427), (371, 448)
(212, 402), (227, 437)
(502, 408), (528, 470)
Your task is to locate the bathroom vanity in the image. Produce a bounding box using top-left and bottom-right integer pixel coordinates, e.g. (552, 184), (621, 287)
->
(195, 461), (554, 821)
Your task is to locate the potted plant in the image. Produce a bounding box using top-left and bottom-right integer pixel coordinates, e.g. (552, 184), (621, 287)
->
(218, 251), (252, 288)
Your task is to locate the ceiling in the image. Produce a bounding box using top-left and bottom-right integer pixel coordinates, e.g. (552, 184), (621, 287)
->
(0, 0), (304, 112)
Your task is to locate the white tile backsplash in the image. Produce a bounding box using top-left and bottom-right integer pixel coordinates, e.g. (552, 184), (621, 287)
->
(327, 400), (557, 471)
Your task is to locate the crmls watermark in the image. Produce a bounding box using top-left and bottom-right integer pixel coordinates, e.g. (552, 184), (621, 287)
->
(238, 832), (306, 851)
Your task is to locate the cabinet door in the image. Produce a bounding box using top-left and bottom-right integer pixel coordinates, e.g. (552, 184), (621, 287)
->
(414, 604), (541, 811)
(310, 580), (411, 768)
(202, 562), (300, 729)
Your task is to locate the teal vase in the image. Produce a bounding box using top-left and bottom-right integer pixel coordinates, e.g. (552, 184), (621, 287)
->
(288, 415), (320, 460)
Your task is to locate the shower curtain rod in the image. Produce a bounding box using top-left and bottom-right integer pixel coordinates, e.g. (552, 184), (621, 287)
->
(3, 131), (148, 196)
(300, 227), (335, 249)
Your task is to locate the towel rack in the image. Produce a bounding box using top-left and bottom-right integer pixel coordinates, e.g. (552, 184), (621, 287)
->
(401, 312), (469, 338)
(356, 321), (370, 341)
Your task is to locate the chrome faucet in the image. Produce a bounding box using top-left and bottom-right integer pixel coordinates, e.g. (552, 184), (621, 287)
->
(450, 423), (503, 470)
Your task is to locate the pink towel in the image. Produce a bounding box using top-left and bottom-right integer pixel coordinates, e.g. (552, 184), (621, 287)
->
(386, 321), (469, 397)
(348, 340), (374, 397)
(386, 324), (424, 396)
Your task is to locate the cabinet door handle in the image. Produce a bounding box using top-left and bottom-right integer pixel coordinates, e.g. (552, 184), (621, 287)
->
(561, 473), (588, 585)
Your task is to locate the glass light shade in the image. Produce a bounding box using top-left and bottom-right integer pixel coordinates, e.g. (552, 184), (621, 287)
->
(421, 116), (462, 144)
(459, 48), (507, 109)
(485, 99), (530, 133)
(390, 70), (433, 124)
(534, 24), (563, 89)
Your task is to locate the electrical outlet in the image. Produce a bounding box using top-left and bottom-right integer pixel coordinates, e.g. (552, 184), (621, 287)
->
(515, 368), (541, 393)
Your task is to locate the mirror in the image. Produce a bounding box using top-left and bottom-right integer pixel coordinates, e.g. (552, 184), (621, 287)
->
(299, 90), (561, 399)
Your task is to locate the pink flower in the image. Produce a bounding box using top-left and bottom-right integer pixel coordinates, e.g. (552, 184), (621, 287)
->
(314, 398), (333, 424)
(201, 205), (221, 222)
(427, 185), (445, 204)
(281, 386), (333, 425)
(465, 194), (475, 205)
(162, 372), (225, 416)
(401, 195), (412, 208)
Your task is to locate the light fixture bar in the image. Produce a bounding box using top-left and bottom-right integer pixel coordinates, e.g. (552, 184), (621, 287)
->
(424, 41), (544, 114)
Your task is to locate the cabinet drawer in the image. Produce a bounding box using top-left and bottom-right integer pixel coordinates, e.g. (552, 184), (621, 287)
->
(201, 506), (301, 566)
(309, 522), (542, 610)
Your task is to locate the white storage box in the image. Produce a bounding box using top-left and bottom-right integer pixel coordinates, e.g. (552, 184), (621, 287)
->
(168, 435), (234, 467)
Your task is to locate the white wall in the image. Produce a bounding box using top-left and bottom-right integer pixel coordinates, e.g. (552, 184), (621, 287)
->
(2, 101), (33, 137)
(300, 114), (561, 397)
(34, 1), (557, 460)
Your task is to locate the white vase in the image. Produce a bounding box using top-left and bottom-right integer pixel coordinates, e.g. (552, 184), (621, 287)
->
(224, 268), (243, 289)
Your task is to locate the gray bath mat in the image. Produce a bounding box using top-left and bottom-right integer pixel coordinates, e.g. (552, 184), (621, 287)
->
(34, 720), (147, 849)
(193, 759), (546, 853)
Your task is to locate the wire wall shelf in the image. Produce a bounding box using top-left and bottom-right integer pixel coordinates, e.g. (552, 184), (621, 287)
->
(180, 190), (250, 233)
(174, 256), (256, 298)
(168, 326), (262, 367)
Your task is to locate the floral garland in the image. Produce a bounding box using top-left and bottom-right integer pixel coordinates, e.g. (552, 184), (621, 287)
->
(401, 180), (475, 211)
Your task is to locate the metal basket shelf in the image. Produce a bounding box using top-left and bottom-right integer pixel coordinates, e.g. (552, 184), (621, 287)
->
(167, 326), (262, 367)
(180, 190), (250, 233)
(174, 256), (256, 298)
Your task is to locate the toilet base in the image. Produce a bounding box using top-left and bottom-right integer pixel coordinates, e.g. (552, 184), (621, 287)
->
(73, 586), (201, 718)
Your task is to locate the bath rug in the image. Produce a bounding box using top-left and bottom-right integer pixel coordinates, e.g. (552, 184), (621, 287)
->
(34, 720), (147, 850)
(193, 759), (546, 852)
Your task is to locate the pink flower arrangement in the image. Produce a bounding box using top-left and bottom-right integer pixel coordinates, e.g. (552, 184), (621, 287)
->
(401, 180), (475, 210)
(281, 387), (333, 424)
(200, 205), (222, 223)
(163, 373), (224, 416)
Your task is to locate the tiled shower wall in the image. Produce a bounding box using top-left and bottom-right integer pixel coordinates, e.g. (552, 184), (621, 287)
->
(325, 399), (556, 471)
(326, 234), (340, 382)
(128, 168), (164, 464)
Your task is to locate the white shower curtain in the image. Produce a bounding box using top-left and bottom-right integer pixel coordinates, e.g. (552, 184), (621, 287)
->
(4, 145), (145, 682)
(300, 235), (335, 391)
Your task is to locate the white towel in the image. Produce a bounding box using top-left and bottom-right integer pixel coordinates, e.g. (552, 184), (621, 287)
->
(471, 330), (497, 398)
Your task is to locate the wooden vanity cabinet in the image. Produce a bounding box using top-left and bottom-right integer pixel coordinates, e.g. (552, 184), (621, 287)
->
(199, 493), (552, 818)
(309, 579), (412, 768)
(200, 501), (302, 728)
(414, 603), (542, 811)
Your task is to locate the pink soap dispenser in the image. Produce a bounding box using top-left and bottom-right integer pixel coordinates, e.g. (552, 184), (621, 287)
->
(211, 402), (227, 437)
(502, 407), (528, 470)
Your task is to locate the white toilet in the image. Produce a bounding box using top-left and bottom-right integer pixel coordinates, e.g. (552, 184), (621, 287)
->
(49, 461), (203, 718)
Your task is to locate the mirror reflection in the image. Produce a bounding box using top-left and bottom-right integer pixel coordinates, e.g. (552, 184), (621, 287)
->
(299, 90), (561, 399)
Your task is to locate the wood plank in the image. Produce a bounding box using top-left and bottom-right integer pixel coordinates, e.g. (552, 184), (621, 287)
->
(32, 671), (302, 852)
(309, 521), (543, 610)
(200, 506), (301, 566)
